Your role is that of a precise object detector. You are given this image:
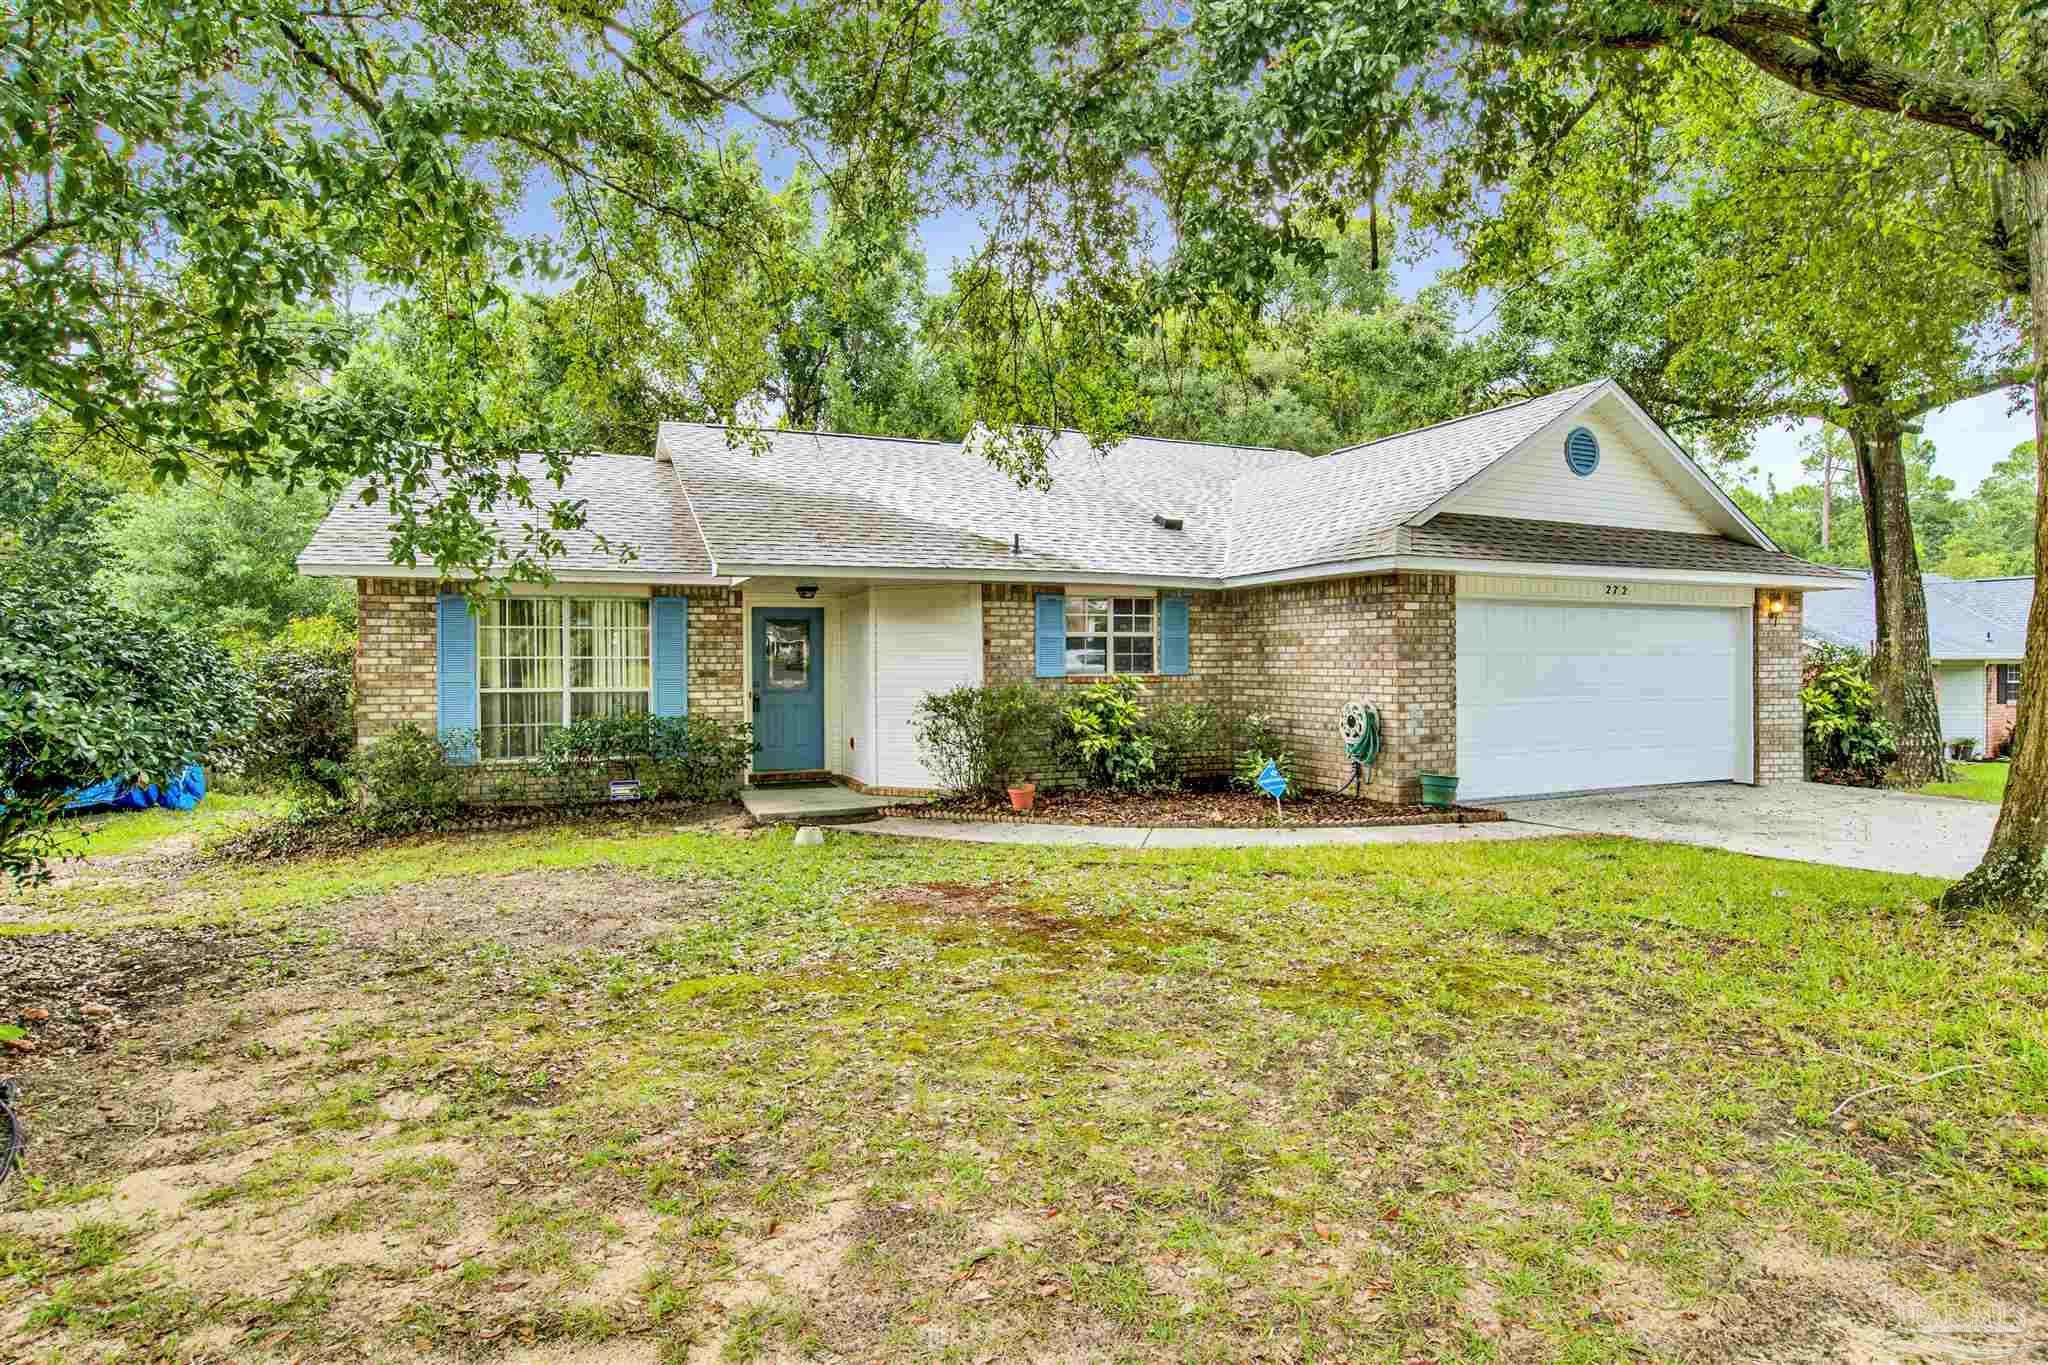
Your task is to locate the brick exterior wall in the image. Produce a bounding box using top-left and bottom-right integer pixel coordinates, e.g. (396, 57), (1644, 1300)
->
(1754, 589), (1805, 784)
(1216, 573), (1456, 803)
(1987, 664), (2019, 756)
(351, 580), (751, 803)
(354, 578), (439, 746)
(979, 573), (1454, 802)
(981, 583), (1237, 784)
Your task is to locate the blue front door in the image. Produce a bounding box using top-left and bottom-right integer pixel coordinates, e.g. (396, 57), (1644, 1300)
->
(752, 607), (825, 771)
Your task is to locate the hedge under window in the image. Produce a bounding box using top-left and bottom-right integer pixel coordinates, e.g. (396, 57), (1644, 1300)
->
(1065, 595), (1155, 675)
(479, 597), (652, 759)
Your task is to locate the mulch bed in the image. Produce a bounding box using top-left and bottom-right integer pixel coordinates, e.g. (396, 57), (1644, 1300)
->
(883, 789), (1503, 828)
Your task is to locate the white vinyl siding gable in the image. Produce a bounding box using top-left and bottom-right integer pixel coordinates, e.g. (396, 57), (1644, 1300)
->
(1436, 404), (1718, 535)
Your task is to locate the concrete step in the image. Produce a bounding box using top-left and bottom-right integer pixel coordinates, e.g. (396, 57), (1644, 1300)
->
(739, 784), (918, 826)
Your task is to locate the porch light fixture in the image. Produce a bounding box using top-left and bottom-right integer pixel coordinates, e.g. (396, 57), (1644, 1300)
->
(1763, 591), (1785, 616)
(796, 584), (819, 600)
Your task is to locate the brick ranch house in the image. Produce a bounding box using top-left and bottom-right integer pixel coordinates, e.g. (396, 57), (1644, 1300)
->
(1802, 572), (2032, 756)
(298, 379), (1854, 804)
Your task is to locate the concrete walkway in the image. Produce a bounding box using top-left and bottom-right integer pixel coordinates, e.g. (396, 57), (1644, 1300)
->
(1501, 781), (1993, 879)
(832, 781), (1993, 878)
(841, 816), (1555, 849)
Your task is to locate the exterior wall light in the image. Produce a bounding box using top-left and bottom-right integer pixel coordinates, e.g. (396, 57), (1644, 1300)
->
(796, 584), (819, 600)
(1763, 590), (1785, 616)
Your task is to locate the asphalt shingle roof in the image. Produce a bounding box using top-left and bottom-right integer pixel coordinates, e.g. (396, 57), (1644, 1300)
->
(1403, 516), (1855, 580)
(1801, 573), (2032, 659)
(302, 381), (1846, 587)
(298, 451), (713, 577)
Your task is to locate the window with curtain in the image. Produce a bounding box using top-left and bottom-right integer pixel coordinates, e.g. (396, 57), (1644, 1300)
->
(1064, 595), (1155, 675)
(478, 597), (651, 759)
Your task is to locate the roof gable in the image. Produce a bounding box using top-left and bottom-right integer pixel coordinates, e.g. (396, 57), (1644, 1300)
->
(1432, 390), (1724, 537)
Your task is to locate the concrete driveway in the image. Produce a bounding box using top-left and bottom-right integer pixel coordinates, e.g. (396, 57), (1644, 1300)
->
(1502, 781), (1997, 879)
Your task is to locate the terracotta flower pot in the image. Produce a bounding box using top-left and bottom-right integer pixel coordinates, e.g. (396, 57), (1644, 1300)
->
(1007, 783), (1036, 813)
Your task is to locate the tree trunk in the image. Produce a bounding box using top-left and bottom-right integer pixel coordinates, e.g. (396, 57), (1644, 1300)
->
(1846, 413), (1950, 785)
(1943, 155), (2048, 915)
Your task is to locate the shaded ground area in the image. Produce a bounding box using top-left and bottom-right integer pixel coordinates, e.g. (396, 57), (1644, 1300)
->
(1, 809), (2043, 1363)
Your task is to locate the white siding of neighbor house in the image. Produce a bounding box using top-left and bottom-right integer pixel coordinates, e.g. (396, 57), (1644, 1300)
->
(841, 591), (876, 787)
(1937, 663), (1987, 746)
(1438, 400), (1719, 535)
(872, 584), (983, 789)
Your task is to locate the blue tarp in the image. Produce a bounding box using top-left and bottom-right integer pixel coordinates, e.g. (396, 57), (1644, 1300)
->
(62, 766), (207, 813)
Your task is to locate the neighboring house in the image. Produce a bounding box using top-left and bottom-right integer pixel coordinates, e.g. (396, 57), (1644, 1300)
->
(1802, 573), (2031, 755)
(298, 379), (1852, 803)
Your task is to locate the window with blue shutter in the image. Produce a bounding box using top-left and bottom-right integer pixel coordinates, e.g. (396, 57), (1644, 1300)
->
(436, 593), (479, 763)
(1159, 595), (1190, 676)
(651, 596), (689, 716)
(1034, 593), (1066, 677)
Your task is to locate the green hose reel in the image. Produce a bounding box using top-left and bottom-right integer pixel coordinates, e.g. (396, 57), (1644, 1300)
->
(1341, 701), (1381, 797)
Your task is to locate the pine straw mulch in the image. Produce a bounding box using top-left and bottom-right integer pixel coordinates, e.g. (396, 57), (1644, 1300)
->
(887, 787), (1503, 828)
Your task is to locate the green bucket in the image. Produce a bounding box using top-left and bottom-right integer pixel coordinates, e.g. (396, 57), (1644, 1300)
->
(1418, 772), (1458, 808)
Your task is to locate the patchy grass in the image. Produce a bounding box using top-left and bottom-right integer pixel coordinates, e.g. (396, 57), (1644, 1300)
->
(2, 807), (2044, 1363)
(1923, 760), (2011, 803)
(52, 791), (286, 861)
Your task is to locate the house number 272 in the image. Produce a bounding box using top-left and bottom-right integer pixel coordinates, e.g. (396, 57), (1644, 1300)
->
(1604, 584), (1629, 596)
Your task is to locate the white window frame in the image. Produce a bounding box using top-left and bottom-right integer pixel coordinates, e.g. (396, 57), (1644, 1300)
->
(476, 594), (653, 761)
(1063, 590), (1158, 677)
(2000, 663), (2023, 705)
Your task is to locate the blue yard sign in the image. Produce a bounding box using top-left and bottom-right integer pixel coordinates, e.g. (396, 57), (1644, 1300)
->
(1256, 759), (1288, 801)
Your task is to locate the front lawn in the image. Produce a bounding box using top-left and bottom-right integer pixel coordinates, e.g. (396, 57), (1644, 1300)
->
(2, 815), (2042, 1363)
(1923, 760), (2011, 803)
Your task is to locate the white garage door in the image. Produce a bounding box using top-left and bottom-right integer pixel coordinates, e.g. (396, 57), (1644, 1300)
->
(1456, 599), (1752, 801)
(1936, 665), (1986, 745)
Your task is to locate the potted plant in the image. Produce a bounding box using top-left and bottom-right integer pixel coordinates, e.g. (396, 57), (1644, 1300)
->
(1007, 781), (1036, 813)
(1418, 771), (1458, 808)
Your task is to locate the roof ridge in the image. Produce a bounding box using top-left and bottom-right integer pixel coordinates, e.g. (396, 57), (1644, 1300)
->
(1318, 379), (1606, 461)
(1112, 432), (1309, 456)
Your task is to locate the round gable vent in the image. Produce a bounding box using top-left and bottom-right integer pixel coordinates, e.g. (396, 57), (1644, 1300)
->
(1564, 425), (1600, 477)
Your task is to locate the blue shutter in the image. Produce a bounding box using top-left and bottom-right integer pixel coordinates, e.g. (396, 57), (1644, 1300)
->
(651, 596), (689, 717)
(436, 593), (479, 764)
(1159, 595), (1190, 676)
(1034, 593), (1066, 678)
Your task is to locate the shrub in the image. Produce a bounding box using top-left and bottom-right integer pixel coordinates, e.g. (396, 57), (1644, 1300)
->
(228, 625), (356, 795)
(913, 684), (1057, 795)
(1146, 700), (1218, 789)
(352, 724), (466, 832)
(535, 713), (758, 803)
(1228, 712), (1296, 793)
(1951, 736), (1979, 761)
(1802, 646), (1896, 784)
(1, 572), (269, 885)
(1059, 677), (1157, 791)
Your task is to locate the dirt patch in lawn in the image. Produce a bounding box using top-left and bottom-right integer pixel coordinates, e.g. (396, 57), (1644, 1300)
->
(312, 870), (726, 955)
(892, 788), (1501, 827)
(0, 924), (263, 1062)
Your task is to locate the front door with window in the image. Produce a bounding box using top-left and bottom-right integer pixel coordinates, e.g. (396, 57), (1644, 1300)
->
(752, 607), (825, 772)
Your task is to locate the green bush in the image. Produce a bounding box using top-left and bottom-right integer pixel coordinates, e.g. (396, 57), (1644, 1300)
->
(1, 572), (269, 885)
(1228, 712), (1296, 793)
(1146, 700), (1218, 789)
(1059, 677), (1157, 791)
(1802, 645), (1897, 783)
(912, 684), (1058, 795)
(535, 713), (758, 803)
(227, 625), (356, 795)
(352, 724), (466, 832)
